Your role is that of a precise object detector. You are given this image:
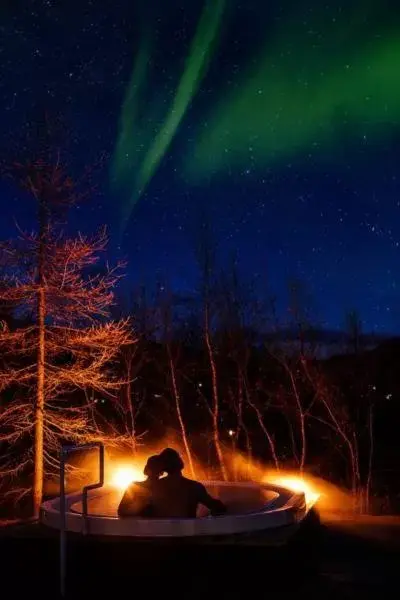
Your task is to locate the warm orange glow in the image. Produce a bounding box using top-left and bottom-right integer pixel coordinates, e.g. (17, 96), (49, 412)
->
(230, 452), (356, 515)
(110, 465), (145, 490)
(265, 474), (320, 507)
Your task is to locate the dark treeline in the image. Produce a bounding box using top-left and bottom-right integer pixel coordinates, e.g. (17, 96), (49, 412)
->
(0, 138), (398, 518)
(99, 275), (400, 516)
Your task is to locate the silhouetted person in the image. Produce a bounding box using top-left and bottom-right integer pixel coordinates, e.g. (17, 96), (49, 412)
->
(155, 448), (227, 518)
(118, 455), (163, 517)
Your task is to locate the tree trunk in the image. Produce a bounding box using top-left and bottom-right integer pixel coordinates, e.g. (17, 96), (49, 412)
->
(33, 192), (48, 519)
(352, 431), (362, 511)
(246, 395), (280, 471)
(237, 368), (252, 478)
(365, 403), (374, 514)
(284, 413), (299, 466)
(33, 234), (46, 518)
(286, 366), (306, 473)
(204, 314), (227, 480)
(124, 353), (136, 454)
(168, 348), (196, 478)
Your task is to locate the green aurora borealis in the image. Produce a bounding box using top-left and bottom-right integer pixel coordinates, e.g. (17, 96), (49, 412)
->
(111, 0), (225, 229)
(111, 0), (400, 227)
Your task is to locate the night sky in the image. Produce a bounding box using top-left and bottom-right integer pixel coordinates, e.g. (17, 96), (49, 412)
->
(1, 0), (400, 333)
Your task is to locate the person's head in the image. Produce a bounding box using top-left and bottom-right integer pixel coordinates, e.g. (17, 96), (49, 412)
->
(159, 448), (184, 475)
(143, 455), (164, 480)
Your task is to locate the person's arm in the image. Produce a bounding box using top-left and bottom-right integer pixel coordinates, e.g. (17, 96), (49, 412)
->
(118, 484), (136, 516)
(117, 483), (149, 517)
(197, 483), (227, 516)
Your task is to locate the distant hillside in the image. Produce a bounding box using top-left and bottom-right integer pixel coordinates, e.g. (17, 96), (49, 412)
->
(262, 327), (390, 358)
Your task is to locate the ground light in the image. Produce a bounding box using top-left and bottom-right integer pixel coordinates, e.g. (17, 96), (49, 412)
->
(265, 475), (320, 508)
(110, 465), (145, 490)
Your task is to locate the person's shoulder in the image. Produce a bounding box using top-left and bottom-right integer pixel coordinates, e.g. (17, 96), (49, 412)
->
(183, 477), (206, 491)
(128, 480), (147, 490)
(123, 481), (138, 495)
(128, 480), (150, 495)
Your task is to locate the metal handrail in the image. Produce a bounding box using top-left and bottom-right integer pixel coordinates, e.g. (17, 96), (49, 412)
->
(59, 442), (105, 598)
(81, 445), (105, 534)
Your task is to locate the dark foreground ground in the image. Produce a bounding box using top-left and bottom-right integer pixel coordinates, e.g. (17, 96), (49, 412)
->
(1, 511), (400, 599)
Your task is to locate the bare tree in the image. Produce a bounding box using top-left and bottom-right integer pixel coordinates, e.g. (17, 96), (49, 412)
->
(215, 259), (255, 474)
(118, 342), (146, 454)
(265, 289), (311, 472)
(195, 218), (227, 480)
(365, 400), (374, 513)
(246, 389), (280, 471)
(157, 286), (196, 478)
(0, 157), (133, 517)
(300, 357), (361, 506)
(270, 354), (309, 473)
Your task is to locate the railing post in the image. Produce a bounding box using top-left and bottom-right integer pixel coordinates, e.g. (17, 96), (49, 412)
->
(60, 447), (67, 598)
(82, 443), (104, 535)
(59, 442), (104, 598)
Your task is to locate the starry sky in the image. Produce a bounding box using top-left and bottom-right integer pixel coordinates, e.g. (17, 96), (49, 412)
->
(1, 0), (400, 333)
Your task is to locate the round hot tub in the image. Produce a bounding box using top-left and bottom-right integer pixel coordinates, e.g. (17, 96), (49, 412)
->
(40, 481), (308, 540)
